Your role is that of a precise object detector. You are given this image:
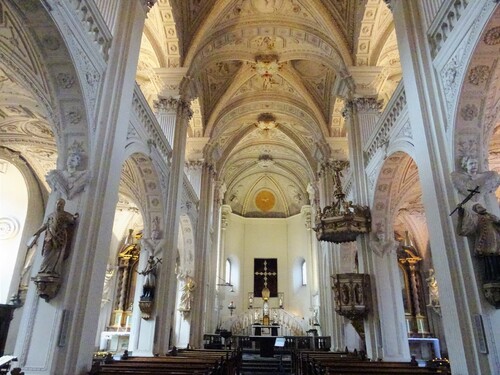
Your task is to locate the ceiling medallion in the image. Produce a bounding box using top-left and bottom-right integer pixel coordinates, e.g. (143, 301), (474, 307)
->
(256, 112), (277, 130)
(255, 190), (276, 212)
(257, 153), (275, 168)
(314, 160), (371, 243)
(254, 55), (282, 89)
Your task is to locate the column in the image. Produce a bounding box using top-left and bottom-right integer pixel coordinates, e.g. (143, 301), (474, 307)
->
(190, 162), (217, 347)
(342, 100), (383, 360)
(14, 2), (150, 374)
(354, 97), (410, 361)
(185, 160), (204, 197)
(154, 95), (193, 354)
(392, 1), (494, 373)
(315, 161), (344, 351)
(154, 98), (177, 147)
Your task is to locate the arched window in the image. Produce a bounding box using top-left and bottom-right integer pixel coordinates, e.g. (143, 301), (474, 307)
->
(225, 258), (232, 284)
(301, 260), (307, 286)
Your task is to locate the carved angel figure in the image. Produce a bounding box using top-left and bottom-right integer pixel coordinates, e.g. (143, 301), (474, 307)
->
(451, 156), (500, 203)
(369, 223), (397, 257)
(46, 149), (91, 200)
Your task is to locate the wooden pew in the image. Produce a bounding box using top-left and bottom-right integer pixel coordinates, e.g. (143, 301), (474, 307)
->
(90, 348), (241, 375)
(294, 349), (451, 375)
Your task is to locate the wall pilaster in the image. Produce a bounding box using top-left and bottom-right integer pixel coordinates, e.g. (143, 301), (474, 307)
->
(392, 1), (495, 373)
(154, 96), (193, 354)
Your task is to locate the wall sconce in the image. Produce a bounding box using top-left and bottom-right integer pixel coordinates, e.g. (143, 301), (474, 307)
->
(228, 301), (236, 316)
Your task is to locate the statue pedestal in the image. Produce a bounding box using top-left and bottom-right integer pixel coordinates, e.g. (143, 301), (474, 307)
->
(483, 282), (500, 308)
(32, 273), (61, 302)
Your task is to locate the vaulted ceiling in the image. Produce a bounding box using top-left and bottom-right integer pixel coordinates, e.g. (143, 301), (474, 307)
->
(137, 0), (400, 217)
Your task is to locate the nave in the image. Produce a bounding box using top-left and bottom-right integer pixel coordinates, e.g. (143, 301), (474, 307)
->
(0, 1), (499, 375)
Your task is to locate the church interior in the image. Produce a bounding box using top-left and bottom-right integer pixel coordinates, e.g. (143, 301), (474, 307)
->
(0, 0), (499, 374)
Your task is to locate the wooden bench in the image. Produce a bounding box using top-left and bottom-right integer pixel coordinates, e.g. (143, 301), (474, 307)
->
(294, 349), (451, 375)
(90, 348), (241, 375)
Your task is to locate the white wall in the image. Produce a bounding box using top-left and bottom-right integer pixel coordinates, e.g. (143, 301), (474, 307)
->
(220, 212), (312, 324)
(0, 160), (28, 304)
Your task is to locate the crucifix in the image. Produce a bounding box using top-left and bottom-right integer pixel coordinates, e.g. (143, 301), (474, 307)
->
(254, 258), (278, 297)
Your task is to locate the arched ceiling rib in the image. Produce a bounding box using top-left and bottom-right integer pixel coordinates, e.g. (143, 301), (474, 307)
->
(139, 0), (398, 218)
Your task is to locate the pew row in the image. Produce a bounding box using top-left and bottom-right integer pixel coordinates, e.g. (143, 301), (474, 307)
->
(293, 349), (451, 375)
(89, 348), (241, 375)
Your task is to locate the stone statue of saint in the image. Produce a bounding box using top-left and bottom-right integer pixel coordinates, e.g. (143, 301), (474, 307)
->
(27, 198), (79, 276)
(425, 268), (440, 308)
(457, 203), (500, 283)
(138, 256), (161, 300)
(179, 275), (196, 311)
(451, 156), (500, 204)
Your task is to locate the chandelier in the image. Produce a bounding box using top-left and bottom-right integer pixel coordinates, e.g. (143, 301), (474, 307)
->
(314, 160), (371, 243)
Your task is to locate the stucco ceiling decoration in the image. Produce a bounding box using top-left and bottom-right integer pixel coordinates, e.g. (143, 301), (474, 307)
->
(0, 67), (56, 187)
(150, 0), (400, 218)
(454, 9), (500, 174)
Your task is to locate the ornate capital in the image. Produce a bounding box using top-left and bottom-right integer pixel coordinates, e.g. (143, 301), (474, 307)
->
(185, 159), (204, 171)
(341, 101), (354, 119)
(353, 97), (383, 113)
(154, 97), (178, 114)
(179, 99), (193, 120)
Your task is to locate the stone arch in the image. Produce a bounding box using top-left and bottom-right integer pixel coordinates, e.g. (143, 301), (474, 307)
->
(452, 7), (500, 174)
(0, 1), (91, 179)
(371, 151), (428, 255)
(120, 152), (165, 239)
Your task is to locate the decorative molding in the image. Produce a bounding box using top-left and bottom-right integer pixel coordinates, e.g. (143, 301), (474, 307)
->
(353, 97), (384, 113)
(66, 0), (112, 61)
(428, 0), (471, 57)
(0, 217), (20, 240)
(364, 83), (407, 164)
(132, 85), (172, 160)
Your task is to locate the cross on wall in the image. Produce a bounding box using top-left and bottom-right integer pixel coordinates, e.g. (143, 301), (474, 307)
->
(255, 259), (277, 288)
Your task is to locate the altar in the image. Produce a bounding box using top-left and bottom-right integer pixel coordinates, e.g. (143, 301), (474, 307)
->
(252, 323), (281, 336)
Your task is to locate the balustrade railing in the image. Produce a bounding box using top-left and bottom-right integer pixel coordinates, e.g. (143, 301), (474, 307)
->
(67, 0), (113, 61)
(227, 308), (308, 336)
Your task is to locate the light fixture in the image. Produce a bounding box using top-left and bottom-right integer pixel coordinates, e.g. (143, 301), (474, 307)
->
(228, 301), (236, 316)
(314, 160), (371, 243)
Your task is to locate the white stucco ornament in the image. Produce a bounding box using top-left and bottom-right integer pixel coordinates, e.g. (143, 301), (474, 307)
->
(0, 217), (20, 240)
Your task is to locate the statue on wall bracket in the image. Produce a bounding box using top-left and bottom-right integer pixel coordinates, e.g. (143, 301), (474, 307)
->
(455, 201), (500, 308)
(28, 198), (79, 302)
(137, 255), (162, 320)
(450, 152), (500, 307)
